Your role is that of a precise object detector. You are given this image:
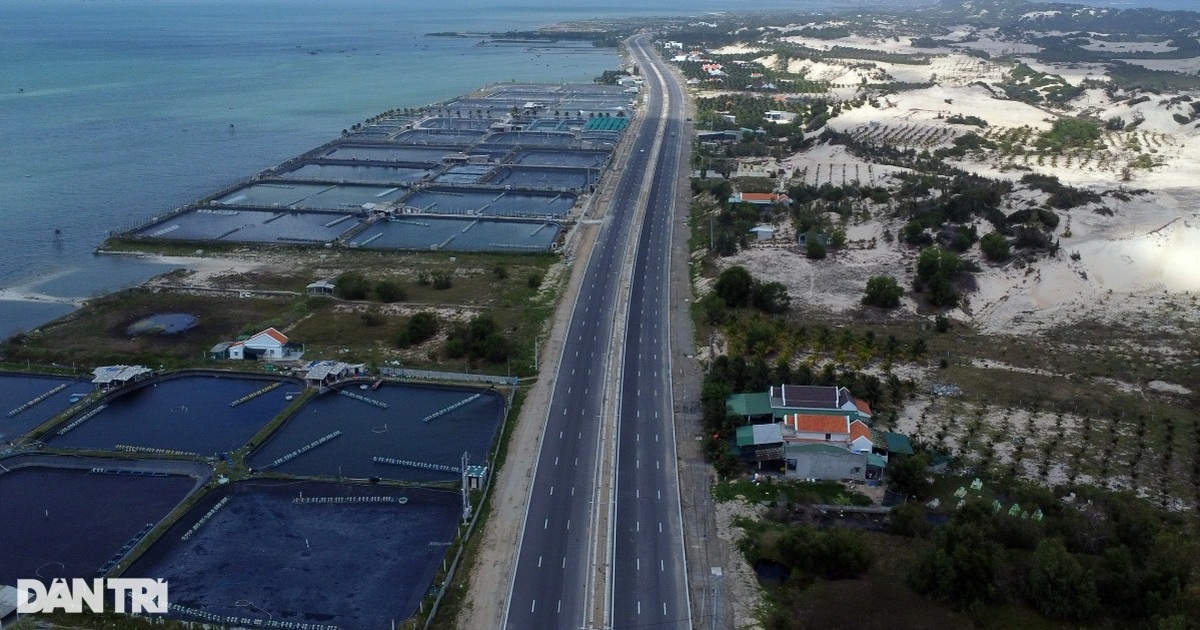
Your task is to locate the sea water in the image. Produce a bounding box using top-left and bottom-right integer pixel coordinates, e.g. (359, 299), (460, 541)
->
(0, 0), (638, 338)
(3, 0), (1182, 339)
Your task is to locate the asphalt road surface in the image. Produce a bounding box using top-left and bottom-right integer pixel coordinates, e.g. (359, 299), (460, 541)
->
(504, 34), (691, 630)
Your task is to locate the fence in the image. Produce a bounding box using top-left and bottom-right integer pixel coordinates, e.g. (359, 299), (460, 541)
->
(379, 367), (518, 388)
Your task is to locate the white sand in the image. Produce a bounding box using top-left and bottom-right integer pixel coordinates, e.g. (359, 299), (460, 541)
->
(710, 44), (763, 55)
(1118, 56), (1200, 74)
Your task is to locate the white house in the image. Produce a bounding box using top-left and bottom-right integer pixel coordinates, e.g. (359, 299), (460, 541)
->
(849, 420), (875, 454)
(223, 327), (304, 361)
(763, 110), (798, 124)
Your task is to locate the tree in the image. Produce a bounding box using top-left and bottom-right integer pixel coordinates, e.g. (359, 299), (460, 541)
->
(396, 312), (440, 347)
(1027, 538), (1099, 620)
(805, 234), (827, 259)
(888, 503), (932, 538)
(863, 275), (904, 308)
(887, 453), (931, 499)
(714, 266), (754, 307)
(334, 271), (370, 300)
(374, 279), (407, 303)
(980, 231), (1011, 262)
(914, 246), (962, 307)
(751, 281), (791, 314)
(910, 517), (1002, 607)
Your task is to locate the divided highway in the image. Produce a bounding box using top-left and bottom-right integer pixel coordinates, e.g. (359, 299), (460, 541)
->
(504, 34), (692, 630)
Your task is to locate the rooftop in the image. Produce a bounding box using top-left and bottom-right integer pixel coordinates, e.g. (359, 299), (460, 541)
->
(784, 413), (850, 435)
(91, 365), (152, 384)
(727, 392), (774, 417)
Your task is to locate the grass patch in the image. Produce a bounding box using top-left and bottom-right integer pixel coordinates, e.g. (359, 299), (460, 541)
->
(714, 477), (872, 506)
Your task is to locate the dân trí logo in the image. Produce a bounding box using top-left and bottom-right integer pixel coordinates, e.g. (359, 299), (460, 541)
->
(17, 578), (169, 614)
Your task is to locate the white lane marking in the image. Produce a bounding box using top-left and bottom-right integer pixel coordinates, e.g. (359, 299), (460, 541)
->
(663, 602), (668, 616)
(538, 556), (542, 567)
(661, 559), (665, 571)
(637, 558), (640, 571)
(549, 486), (554, 495)
(659, 522), (663, 533)
(637, 602), (641, 615)
(567, 519), (571, 530)
(554, 457), (558, 465)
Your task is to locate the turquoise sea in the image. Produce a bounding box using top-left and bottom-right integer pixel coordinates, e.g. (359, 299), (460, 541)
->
(0, 0), (1188, 339)
(0, 0), (849, 339)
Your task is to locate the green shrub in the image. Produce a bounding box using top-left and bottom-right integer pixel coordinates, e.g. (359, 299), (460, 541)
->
(863, 275), (903, 308)
(334, 271), (370, 300)
(374, 279), (407, 303)
(980, 231), (1011, 262)
(396, 311), (440, 347)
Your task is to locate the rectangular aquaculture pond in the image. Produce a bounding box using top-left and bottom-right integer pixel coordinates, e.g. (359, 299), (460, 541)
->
(509, 148), (609, 168)
(490, 165), (596, 190)
(213, 182), (405, 210)
(0, 461), (198, 585)
(48, 374), (295, 456)
(350, 217), (560, 252)
(319, 145), (464, 164)
(247, 383), (505, 481)
(277, 163), (431, 185)
(403, 188), (575, 218)
(0, 373), (89, 442)
(135, 208), (362, 244)
(125, 481), (461, 629)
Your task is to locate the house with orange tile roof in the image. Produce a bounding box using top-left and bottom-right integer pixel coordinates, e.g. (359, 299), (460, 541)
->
(783, 413), (852, 444)
(728, 191), (791, 206)
(849, 420), (874, 454)
(212, 327), (304, 361)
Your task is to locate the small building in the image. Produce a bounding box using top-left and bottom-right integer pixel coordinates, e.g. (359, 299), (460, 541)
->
(301, 360), (366, 388)
(697, 130), (741, 143)
(226, 327), (304, 361)
(784, 443), (867, 481)
(849, 420), (875, 454)
(207, 341), (235, 360)
(749, 225), (775, 241)
(306, 279), (336, 296)
(465, 465), (489, 490)
(881, 431), (915, 456)
(763, 110), (798, 124)
(92, 365), (152, 390)
(726, 391), (774, 422)
(729, 192), (790, 206)
(735, 423), (785, 467)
